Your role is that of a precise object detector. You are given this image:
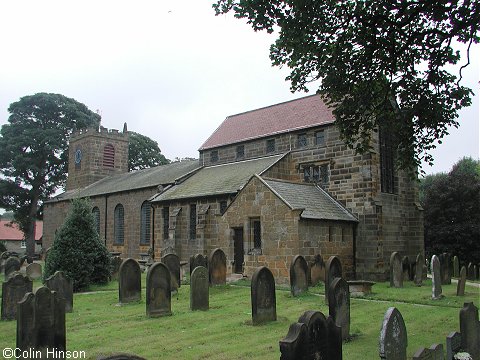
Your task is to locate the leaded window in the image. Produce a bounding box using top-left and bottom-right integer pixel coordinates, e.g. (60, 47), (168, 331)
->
(303, 164), (329, 185)
(140, 201), (151, 245)
(266, 139), (275, 153)
(114, 204), (124, 244)
(379, 127), (395, 193)
(236, 145), (245, 160)
(251, 218), (261, 249)
(315, 130), (325, 146)
(92, 207), (100, 235)
(210, 150), (219, 163)
(219, 200), (228, 215)
(297, 133), (307, 148)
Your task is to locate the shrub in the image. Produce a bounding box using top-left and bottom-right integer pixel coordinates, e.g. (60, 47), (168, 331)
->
(44, 198), (110, 291)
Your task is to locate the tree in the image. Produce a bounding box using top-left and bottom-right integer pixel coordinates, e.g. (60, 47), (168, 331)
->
(213, 0), (479, 174)
(0, 93), (100, 257)
(128, 131), (170, 171)
(420, 157), (480, 265)
(44, 198), (110, 291)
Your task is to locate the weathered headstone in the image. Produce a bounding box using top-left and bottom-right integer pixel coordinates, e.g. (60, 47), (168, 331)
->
(298, 310), (329, 359)
(1, 273), (32, 320)
(290, 255), (309, 296)
(414, 253), (424, 286)
(310, 254), (325, 286)
(456, 266), (467, 296)
(412, 344), (444, 360)
(453, 256), (460, 278)
(328, 277), (350, 340)
(326, 315), (343, 360)
(4, 256), (20, 278)
(431, 255), (443, 300)
(446, 332), (462, 360)
(379, 307), (408, 360)
(17, 287), (66, 357)
(459, 302), (480, 360)
(402, 256), (410, 282)
(110, 256), (122, 281)
(279, 322), (307, 360)
(118, 258), (141, 304)
(251, 266), (276, 325)
(45, 271), (74, 313)
(162, 253), (181, 291)
(325, 256), (342, 305)
(467, 262), (474, 281)
(25, 263), (42, 280)
(390, 252), (403, 288)
(146, 262), (171, 317)
(190, 253), (208, 275)
(440, 253), (452, 285)
(190, 266), (209, 311)
(209, 248), (226, 286)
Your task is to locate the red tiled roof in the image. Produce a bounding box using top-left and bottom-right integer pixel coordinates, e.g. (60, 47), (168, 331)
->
(199, 94), (335, 150)
(0, 220), (43, 241)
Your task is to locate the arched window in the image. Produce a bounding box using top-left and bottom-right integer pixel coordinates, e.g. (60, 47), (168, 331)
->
(92, 207), (100, 235)
(140, 201), (151, 245)
(103, 144), (115, 168)
(114, 204), (124, 244)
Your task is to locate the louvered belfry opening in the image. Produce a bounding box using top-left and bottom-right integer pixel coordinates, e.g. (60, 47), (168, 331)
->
(103, 144), (115, 168)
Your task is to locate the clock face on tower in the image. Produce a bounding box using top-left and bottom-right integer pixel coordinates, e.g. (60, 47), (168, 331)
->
(74, 148), (82, 165)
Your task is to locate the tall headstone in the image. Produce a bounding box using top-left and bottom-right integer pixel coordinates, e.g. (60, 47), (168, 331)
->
(456, 266), (467, 296)
(16, 287), (66, 357)
(290, 255), (309, 296)
(328, 277), (350, 340)
(431, 255), (443, 300)
(251, 266), (276, 325)
(459, 302), (480, 360)
(45, 271), (74, 313)
(401, 256), (410, 282)
(414, 253), (424, 286)
(412, 344), (444, 360)
(440, 253), (452, 285)
(190, 254), (208, 275)
(326, 315), (343, 360)
(467, 262), (474, 280)
(279, 322), (308, 360)
(4, 256), (20, 278)
(298, 311), (329, 359)
(146, 262), (171, 317)
(26, 263), (42, 280)
(118, 258), (141, 304)
(453, 256), (460, 278)
(190, 266), (209, 311)
(162, 253), (181, 291)
(208, 248), (226, 286)
(1, 273), (32, 320)
(325, 256), (342, 305)
(390, 252), (403, 288)
(446, 332), (462, 360)
(310, 254), (325, 286)
(379, 307), (408, 360)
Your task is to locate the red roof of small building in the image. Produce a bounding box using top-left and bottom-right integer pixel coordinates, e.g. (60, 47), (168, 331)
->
(199, 94), (335, 150)
(0, 220), (43, 241)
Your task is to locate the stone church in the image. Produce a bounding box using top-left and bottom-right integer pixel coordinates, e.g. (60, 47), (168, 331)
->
(43, 95), (424, 282)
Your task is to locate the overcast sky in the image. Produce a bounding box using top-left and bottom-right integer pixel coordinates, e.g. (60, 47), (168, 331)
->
(0, 0), (478, 175)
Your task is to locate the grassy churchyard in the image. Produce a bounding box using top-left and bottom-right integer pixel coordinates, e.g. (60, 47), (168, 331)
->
(0, 271), (479, 360)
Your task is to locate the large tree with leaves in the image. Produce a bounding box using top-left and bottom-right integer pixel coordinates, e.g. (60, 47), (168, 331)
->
(214, 0), (479, 173)
(0, 93), (100, 257)
(128, 131), (170, 171)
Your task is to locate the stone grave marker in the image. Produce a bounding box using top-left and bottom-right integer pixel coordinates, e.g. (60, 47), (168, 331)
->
(190, 266), (209, 311)
(390, 252), (403, 288)
(279, 322), (307, 360)
(4, 256), (20, 278)
(298, 310), (329, 359)
(379, 307), (408, 360)
(251, 266), (276, 325)
(290, 255), (309, 296)
(310, 254), (325, 286)
(459, 302), (480, 359)
(326, 315), (343, 360)
(456, 266), (467, 296)
(328, 277), (350, 340)
(414, 253), (424, 286)
(1, 273), (32, 320)
(208, 248), (226, 286)
(431, 255), (443, 300)
(325, 256), (342, 305)
(162, 253), (181, 291)
(25, 263), (42, 280)
(412, 344), (444, 360)
(453, 256), (460, 278)
(446, 331), (462, 360)
(17, 287), (66, 357)
(440, 253), (452, 285)
(146, 262), (171, 317)
(45, 271), (74, 313)
(190, 253), (208, 275)
(402, 256), (411, 282)
(110, 256), (122, 281)
(118, 258), (141, 304)
(467, 262), (474, 280)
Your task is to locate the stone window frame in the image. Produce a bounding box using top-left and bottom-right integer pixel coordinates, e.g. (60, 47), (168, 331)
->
(189, 203), (197, 240)
(301, 162), (329, 186)
(103, 144), (115, 168)
(297, 133), (307, 148)
(92, 206), (101, 235)
(162, 206), (169, 240)
(379, 127), (396, 194)
(315, 130), (325, 146)
(266, 138), (276, 154)
(210, 150), (219, 163)
(114, 204), (124, 245)
(140, 201), (151, 245)
(248, 217), (262, 253)
(219, 200), (228, 215)
(236, 145), (245, 160)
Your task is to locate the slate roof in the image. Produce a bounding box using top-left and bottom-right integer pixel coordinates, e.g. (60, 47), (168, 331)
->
(260, 177), (358, 222)
(150, 155), (284, 202)
(49, 160), (201, 202)
(0, 220), (43, 241)
(199, 95), (334, 150)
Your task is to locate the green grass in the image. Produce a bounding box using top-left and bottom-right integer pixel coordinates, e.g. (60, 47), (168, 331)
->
(0, 275), (478, 359)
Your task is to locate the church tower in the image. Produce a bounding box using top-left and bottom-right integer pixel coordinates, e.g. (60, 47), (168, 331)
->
(66, 124), (129, 191)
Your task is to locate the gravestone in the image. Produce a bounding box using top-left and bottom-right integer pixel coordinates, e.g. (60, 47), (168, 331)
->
(446, 332), (462, 360)
(440, 253), (452, 285)
(453, 256), (460, 278)
(279, 322), (307, 360)
(110, 256), (122, 281)
(431, 255), (443, 300)
(118, 258), (141, 304)
(190, 253), (208, 275)
(379, 307), (408, 360)
(190, 266), (209, 311)
(325, 256), (342, 305)
(328, 277), (350, 340)
(326, 315), (343, 360)
(298, 310), (329, 359)
(290, 255), (309, 296)
(1, 273), (32, 320)
(402, 256), (410, 282)
(146, 262), (171, 317)
(412, 344), (444, 360)
(251, 266), (276, 325)
(414, 253), (424, 286)
(162, 253), (181, 291)
(26, 263), (42, 280)
(459, 302), (480, 360)
(310, 254), (325, 286)
(456, 266), (467, 296)
(209, 248), (226, 286)
(17, 287), (66, 357)
(389, 252), (403, 288)
(45, 271), (74, 313)
(467, 262), (474, 280)
(4, 256), (20, 278)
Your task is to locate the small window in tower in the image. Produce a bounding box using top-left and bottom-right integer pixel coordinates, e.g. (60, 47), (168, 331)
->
(103, 144), (115, 168)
